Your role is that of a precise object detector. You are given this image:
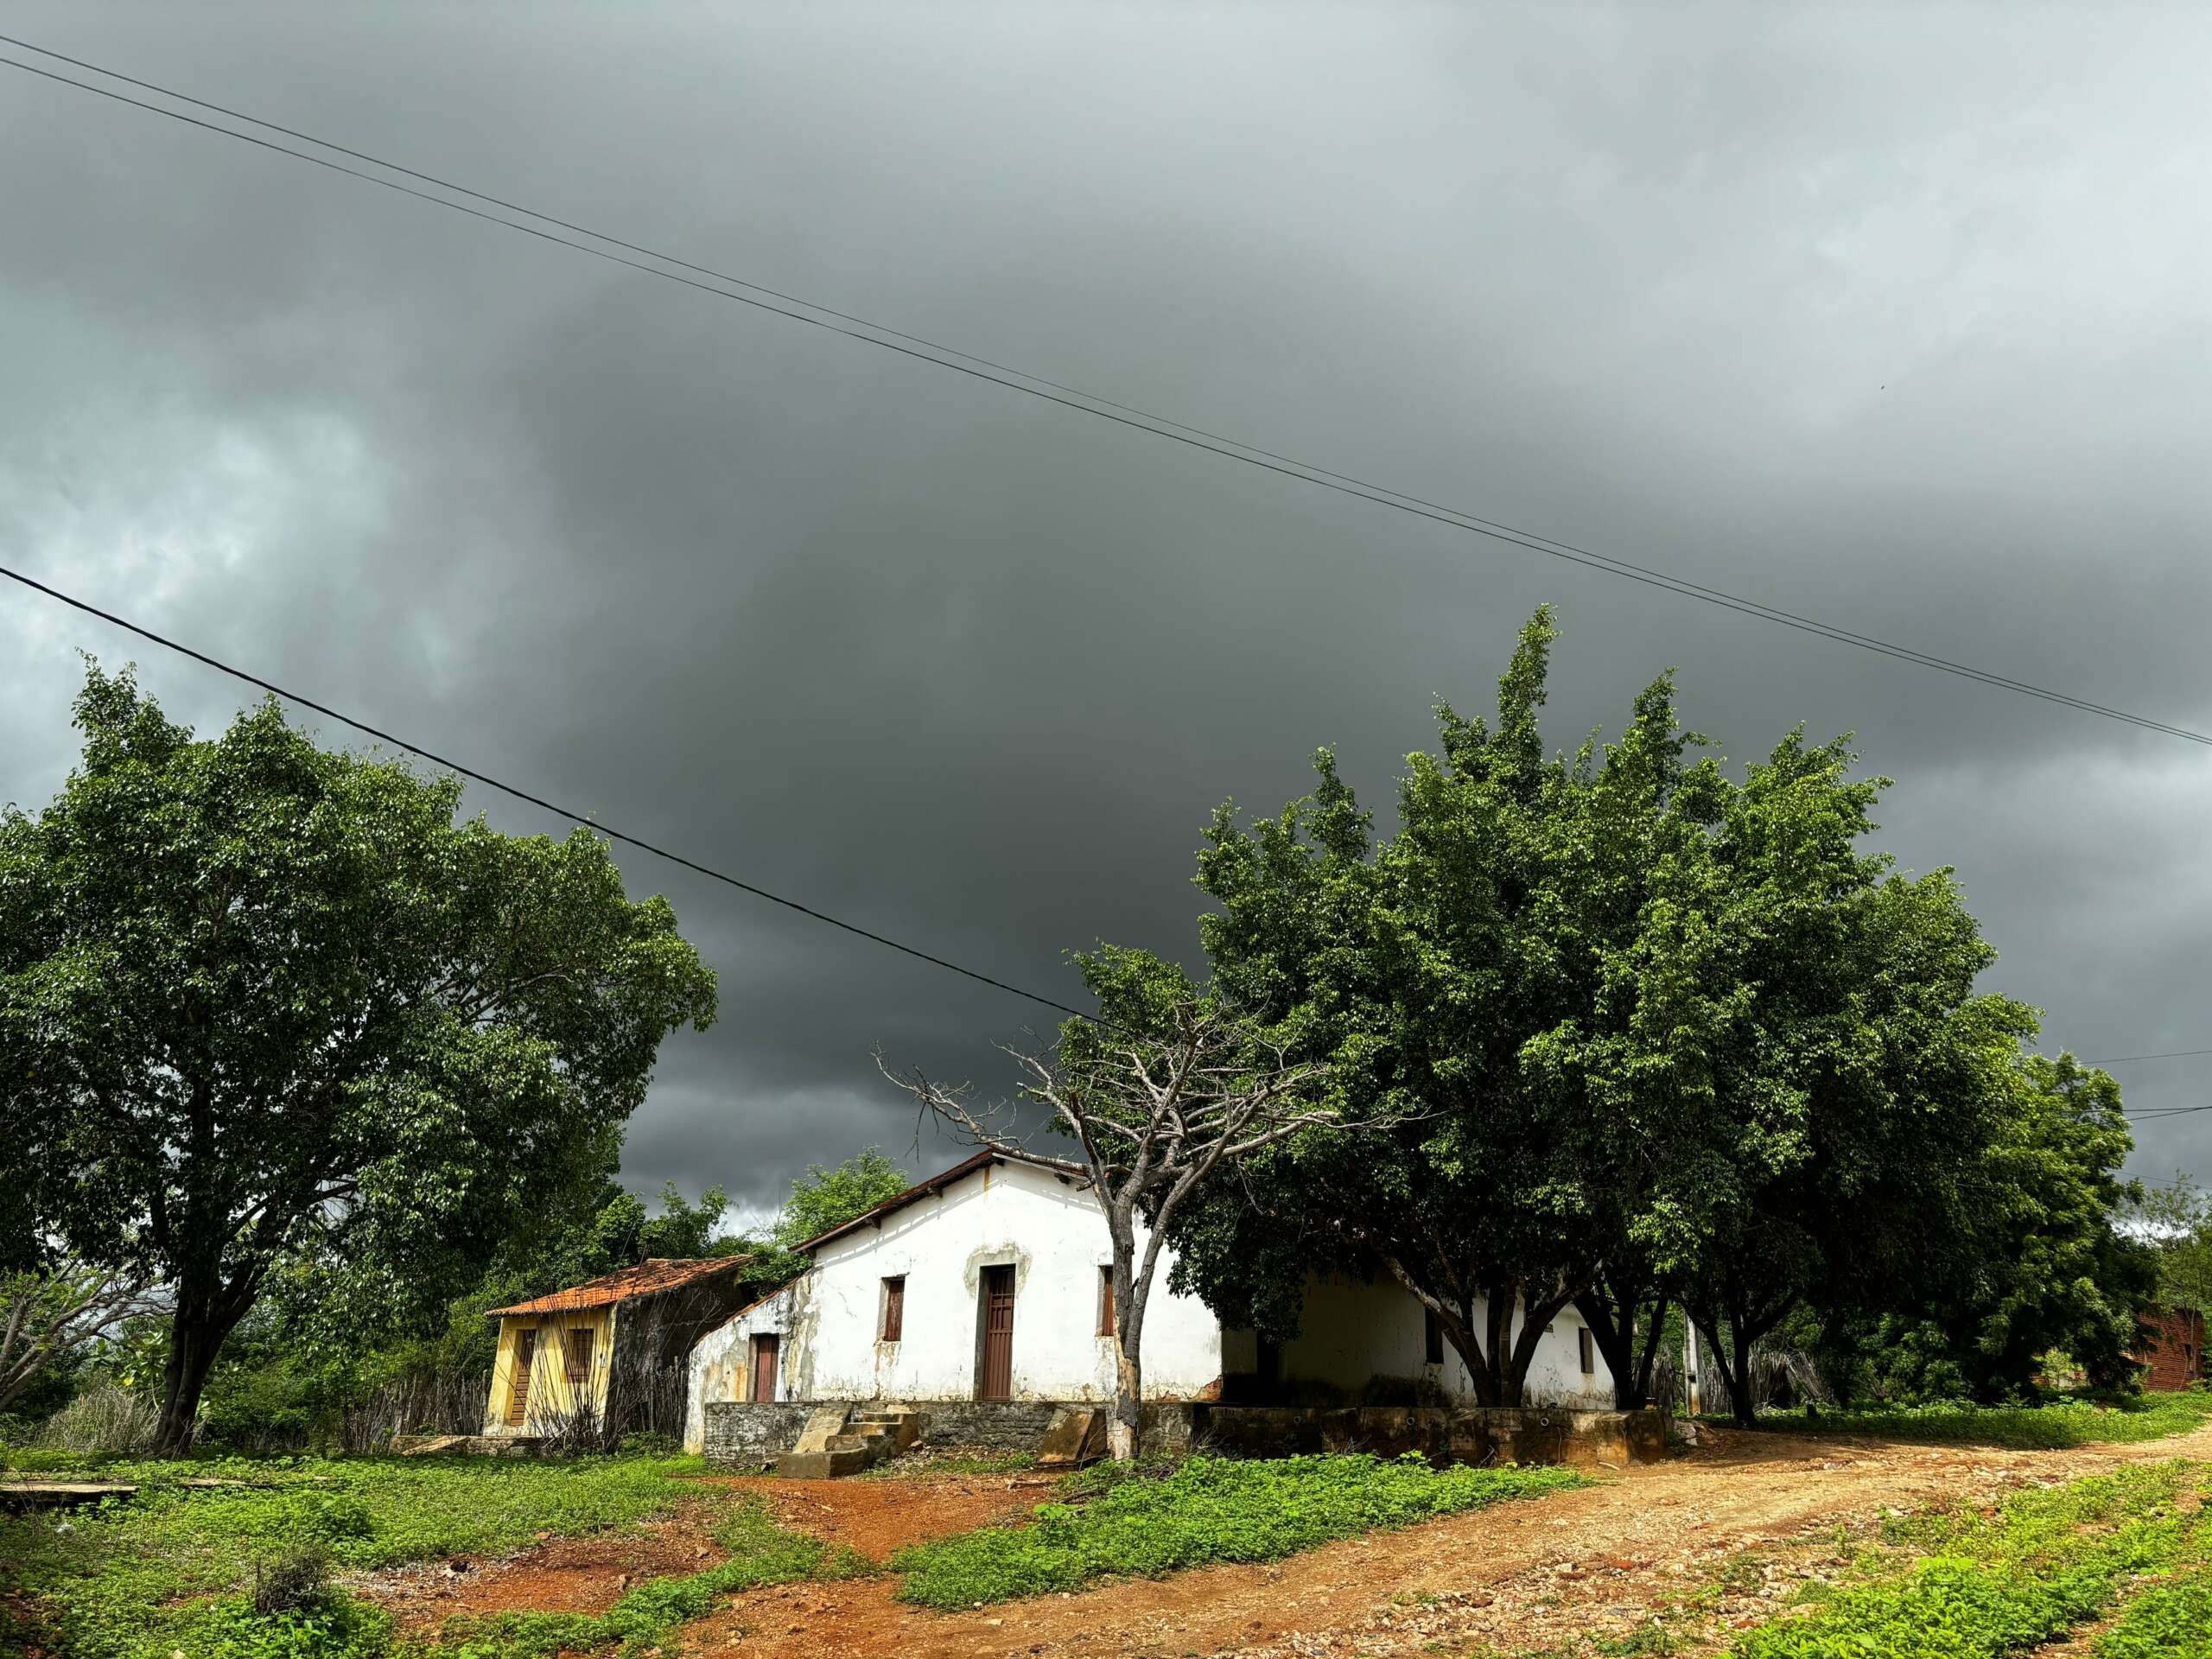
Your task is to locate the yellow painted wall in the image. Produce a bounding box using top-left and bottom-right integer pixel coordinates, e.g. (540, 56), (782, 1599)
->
(483, 1305), (618, 1434)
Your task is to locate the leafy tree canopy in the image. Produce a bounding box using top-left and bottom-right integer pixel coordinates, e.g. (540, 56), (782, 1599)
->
(0, 666), (717, 1450)
(773, 1147), (910, 1251)
(1166, 609), (2103, 1414)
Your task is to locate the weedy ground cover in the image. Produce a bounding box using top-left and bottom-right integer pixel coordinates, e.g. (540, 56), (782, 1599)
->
(2092, 1563), (2212, 1658)
(1728, 1460), (2210, 1659)
(855, 1448), (1038, 1480)
(429, 1495), (869, 1657)
(0, 1453), (732, 1659)
(1742, 1388), (2212, 1450)
(891, 1452), (1586, 1609)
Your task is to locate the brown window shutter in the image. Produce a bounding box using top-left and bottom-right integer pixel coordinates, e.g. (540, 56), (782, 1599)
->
(1097, 1266), (1116, 1338)
(1424, 1306), (1444, 1364)
(1578, 1326), (1595, 1375)
(565, 1327), (594, 1388)
(881, 1276), (906, 1343)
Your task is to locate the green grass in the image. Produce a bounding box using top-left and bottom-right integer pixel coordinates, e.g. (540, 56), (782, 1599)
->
(1727, 1460), (2210, 1658)
(0, 1452), (736, 1659)
(430, 1497), (870, 1657)
(1742, 1388), (2212, 1450)
(891, 1452), (1586, 1609)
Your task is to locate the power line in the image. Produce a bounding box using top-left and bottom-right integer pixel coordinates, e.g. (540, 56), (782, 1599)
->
(10, 563), (2209, 1079)
(2091, 1049), (2212, 1066)
(0, 563), (1100, 1027)
(4, 43), (2212, 747)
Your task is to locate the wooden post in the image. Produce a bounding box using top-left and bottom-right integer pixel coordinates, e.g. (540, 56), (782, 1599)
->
(1684, 1320), (1702, 1421)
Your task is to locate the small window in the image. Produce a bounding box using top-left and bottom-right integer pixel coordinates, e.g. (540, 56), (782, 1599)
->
(1097, 1266), (1117, 1337)
(1423, 1306), (1444, 1365)
(565, 1327), (594, 1388)
(880, 1275), (906, 1343)
(1578, 1326), (1595, 1376)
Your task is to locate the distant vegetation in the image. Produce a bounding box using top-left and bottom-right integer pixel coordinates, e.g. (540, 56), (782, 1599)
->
(1744, 1388), (2212, 1451)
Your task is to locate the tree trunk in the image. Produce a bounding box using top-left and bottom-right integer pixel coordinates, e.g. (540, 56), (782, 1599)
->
(1574, 1274), (1666, 1411)
(153, 1300), (236, 1456)
(1729, 1319), (1755, 1429)
(1688, 1281), (1796, 1429)
(1500, 1280), (1580, 1406)
(1109, 1335), (1141, 1462)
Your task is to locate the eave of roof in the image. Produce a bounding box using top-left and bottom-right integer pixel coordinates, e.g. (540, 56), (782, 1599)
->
(485, 1255), (752, 1319)
(791, 1147), (1087, 1255)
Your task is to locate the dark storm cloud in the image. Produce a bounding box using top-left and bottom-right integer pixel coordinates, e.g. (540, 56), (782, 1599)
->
(4, 3), (2210, 1208)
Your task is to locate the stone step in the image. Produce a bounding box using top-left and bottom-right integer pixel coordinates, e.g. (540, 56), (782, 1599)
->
(776, 1446), (874, 1479)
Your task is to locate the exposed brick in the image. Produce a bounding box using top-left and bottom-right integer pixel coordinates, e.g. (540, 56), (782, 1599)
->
(2135, 1307), (2209, 1392)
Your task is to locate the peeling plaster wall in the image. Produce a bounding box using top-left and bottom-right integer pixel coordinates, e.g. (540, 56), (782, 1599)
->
(1274, 1273), (1615, 1409)
(689, 1157), (1224, 1424)
(482, 1305), (617, 1436)
(807, 1158), (1224, 1402)
(682, 1277), (810, 1452)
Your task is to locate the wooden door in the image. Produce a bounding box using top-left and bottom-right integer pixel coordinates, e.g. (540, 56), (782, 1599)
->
(979, 1265), (1015, 1401)
(505, 1328), (537, 1427)
(750, 1334), (779, 1402)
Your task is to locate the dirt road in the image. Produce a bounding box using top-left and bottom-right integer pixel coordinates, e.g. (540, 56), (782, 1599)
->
(671, 1420), (2212, 1659)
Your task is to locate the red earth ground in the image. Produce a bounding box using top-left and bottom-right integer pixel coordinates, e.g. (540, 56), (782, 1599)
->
(359, 1419), (2212, 1657)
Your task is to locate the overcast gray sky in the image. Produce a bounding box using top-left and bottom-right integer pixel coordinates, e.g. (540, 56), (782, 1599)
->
(4, 3), (2209, 1217)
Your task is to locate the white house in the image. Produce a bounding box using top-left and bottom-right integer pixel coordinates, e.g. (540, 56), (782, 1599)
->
(683, 1147), (1612, 1452)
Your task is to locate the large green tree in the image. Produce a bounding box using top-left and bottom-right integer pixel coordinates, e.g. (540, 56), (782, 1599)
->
(1171, 610), (2046, 1416)
(1662, 734), (2040, 1423)
(0, 668), (716, 1452)
(1177, 611), (1745, 1405)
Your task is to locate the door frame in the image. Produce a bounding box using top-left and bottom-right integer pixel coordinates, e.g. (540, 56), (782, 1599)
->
(975, 1263), (1016, 1402)
(748, 1332), (780, 1402)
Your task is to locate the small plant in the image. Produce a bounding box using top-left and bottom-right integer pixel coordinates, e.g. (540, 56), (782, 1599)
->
(2093, 1564), (2212, 1657)
(251, 1542), (331, 1616)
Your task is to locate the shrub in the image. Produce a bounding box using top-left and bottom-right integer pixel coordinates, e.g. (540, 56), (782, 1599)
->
(35, 1377), (157, 1455)
(251, 1544), (330, 1616)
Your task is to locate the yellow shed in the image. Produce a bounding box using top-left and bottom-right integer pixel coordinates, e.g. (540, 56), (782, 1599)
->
(484, 1256), (752, 1446)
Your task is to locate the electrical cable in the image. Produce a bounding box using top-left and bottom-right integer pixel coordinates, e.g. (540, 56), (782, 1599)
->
(3, 42), (2210, 746)
(0, 562), (1102, 1026)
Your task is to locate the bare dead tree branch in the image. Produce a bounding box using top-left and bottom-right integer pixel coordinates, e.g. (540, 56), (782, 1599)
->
(876, 995), (1357, 1460)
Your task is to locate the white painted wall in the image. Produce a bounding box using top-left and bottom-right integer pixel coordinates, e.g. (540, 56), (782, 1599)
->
(1274, 1273), (1615, 1409)
(683, 1157), (1619, 1452)
(683, 1154), (1226, 1450)
(804, 1156), (1224, 1402)
(683, 1281), (803, 1452)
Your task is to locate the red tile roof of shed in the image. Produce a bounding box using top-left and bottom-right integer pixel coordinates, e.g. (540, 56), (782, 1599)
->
(485, 1256), (749, 1318)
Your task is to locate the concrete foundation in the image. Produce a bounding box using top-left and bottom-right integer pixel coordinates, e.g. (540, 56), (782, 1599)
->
(1188, 1403), (1668, 1468)
(702, 1398), (1662, 1470)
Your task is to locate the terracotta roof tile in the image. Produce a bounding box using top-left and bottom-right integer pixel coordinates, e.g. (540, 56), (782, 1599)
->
(486, 1255), (750, 1318)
